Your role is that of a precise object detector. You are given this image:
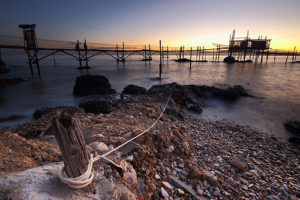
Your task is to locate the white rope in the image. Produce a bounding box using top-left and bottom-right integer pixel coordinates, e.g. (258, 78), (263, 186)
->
(58, 94), (171, 189)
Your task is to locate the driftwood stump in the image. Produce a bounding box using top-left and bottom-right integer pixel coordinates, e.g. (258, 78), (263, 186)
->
(52, 111), (95, 193)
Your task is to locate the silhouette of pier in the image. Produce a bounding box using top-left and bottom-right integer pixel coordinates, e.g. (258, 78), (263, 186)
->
(0, 25), (298, 76)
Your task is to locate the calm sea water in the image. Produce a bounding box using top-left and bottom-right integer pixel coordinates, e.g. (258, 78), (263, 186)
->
(1, 49), (300, 140)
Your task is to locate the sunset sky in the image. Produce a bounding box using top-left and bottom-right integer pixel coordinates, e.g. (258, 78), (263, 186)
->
(1, 0), (300, 50)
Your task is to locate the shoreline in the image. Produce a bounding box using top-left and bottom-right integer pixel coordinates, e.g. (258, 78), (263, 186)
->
(0, 91), (299, 199)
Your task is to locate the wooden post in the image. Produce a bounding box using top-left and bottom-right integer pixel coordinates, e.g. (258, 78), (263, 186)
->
(84, 40), (88, 68)
(266, 50), (269, 63)
(53, 48), (56, 65)
(190, 47), (192, 68)
(116, 45), (119, 62)
(285, 51), (289, 64)
(149, 44), (151, 61)
(295, 50), (297, 62)
(292, 46), (296, 62)
(52, 112), (95, 193)
(26, 51), (34, 75)
(159, 40), (162, 79)
(122, 42), (125, 61)
(201, 46), (204, 60)
(260, 49), (264, 63)
(274, 50), (277, 63)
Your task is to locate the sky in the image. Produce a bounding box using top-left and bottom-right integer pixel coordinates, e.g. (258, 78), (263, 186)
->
(0, 0), (300, 50)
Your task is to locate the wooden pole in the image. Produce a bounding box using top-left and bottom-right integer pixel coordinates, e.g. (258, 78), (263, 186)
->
(122, 42), (125, 61)
(34, 50), (41, 75)
(53, 48), (56, 65)
(52, 112), (96, 193)
(266, 50), (269, 63)
(183, 46), (185, 59)
(159, 40), (162, 79)
(116, 45), (119, 62)
(285, 51), (289, 64)
(27, 51), (33, 75)
(274, 50), (277, 63)
(190, 47), (192, 68)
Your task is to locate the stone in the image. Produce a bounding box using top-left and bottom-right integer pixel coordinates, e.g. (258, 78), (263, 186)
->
(79, 95), (119, 114)
(122, 84), (147, 95)
(161, 187), (169, 198)
(182, 142), (189, 150)
(126, 155), (133, 161)
(155, 174), (161, 180)
(162, 181), (173, 190)
(213, 190), (220, 196)
(223, 56), (235, 63)
(89, 142), (108, 153)
(166, 145), (175, 153)
(73, 75), (116, 96)
(177, 188), (185, 195)
(227, 158), (247, 172)
(216, 156), (222, 163)
(284, 121), (300, 135)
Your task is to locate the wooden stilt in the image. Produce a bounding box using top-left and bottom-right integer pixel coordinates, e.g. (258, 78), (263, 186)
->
(274, 50), (277, 63)
(159, 40), (162, 79)
(285, 51), (289, 64)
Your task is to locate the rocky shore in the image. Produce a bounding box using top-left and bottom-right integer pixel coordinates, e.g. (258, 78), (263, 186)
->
(0, 76), (299, 200)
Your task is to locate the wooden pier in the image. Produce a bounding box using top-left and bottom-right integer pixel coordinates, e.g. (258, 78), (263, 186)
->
(0, 25), (298, 75)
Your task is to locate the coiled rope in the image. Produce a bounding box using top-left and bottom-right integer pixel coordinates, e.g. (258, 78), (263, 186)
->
(58, 93), (171, 189)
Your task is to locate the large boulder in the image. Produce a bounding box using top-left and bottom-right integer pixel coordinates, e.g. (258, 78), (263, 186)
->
(223, 56), (235, 63)
(122, 84), (147, 95)
(79, 95), (119, 114)
(148, 82), (190, 106)
(284, 121), (300, 136)
(73, 75), (116, 96)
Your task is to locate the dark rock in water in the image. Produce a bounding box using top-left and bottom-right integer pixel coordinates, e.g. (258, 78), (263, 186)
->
(186, 103), (203, 114)
(175, 58), (192, 62)
(223, 56), (235, 63)
(0, 115), (25, 123)
(284, 121), (300, 135)
(33, 106), (84, 119)
(288, 137), (300, 148)
(122, 84), (147, 95)
(148, 82), (190, 106)
(79, 95), (119, 114)
(73, 75), (116, 96)
(212, 85), (248, 101)
(0, 77), (25, 88)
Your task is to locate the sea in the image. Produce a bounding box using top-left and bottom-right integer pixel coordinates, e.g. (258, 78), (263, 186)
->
(1, 49), (300, 140)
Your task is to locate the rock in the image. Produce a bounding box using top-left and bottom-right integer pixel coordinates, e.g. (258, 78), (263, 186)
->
(223, 56), (235, 63)
(227, 158), (247, 172)
(118, 141), (140, 155)
(126, 155), (133, 161)
(155, 174), (161, 180)
(79, 95), (119, 114)
(168, 175), (204, 200)
(284, 121), (300, 135)
(120, 160), (138, 188)
(162, 181), (173, 190)
(177, 188), (185, 195)
(166, 145), (175, 153)
(213, 190), (220, 196)
(33, 106), (84, 119)
(89, 142), (109, 153)
(216, 156), (222, 163)
(196, 185), (204, 195)
(0, 114), (25, 122)
(288, 136), (300, 147)
(280, 187), (289, 197)
(73, 75), (116, 96)
(182, 142), (189, 150)
(160, 187), (169, 198)
(0, 77), (25, 87)
(122, 84), (147, 95)
(186, 103), (203, 114)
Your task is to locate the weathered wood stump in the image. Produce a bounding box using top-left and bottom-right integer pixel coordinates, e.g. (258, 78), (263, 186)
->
(52, 111), (95, 193)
